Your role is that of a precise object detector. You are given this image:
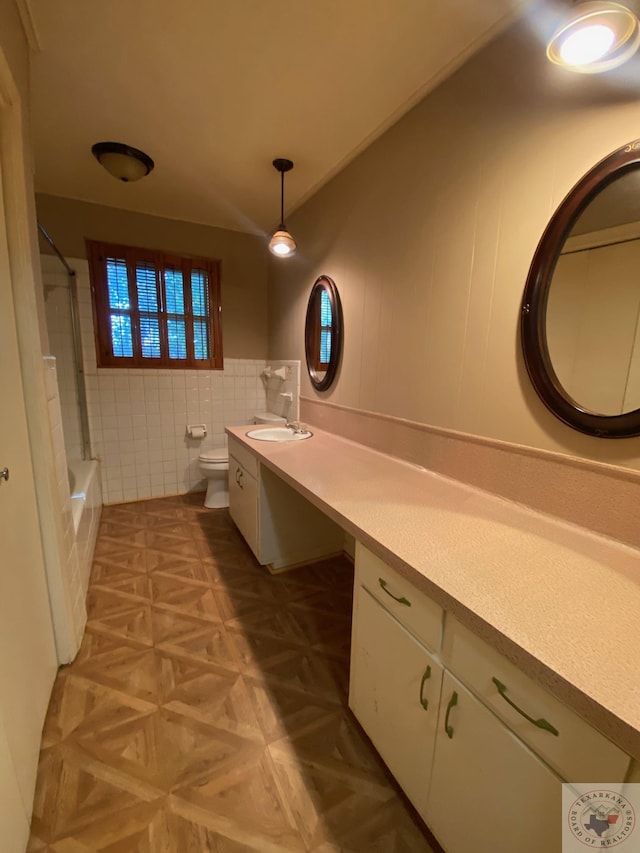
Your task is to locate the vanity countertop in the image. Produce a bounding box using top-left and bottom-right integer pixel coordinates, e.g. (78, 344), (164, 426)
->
(226, 424), (640, 760)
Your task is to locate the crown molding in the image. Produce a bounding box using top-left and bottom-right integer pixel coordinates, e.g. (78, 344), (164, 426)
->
(563, 220), (640, 254)
(14, 0), (41, 52)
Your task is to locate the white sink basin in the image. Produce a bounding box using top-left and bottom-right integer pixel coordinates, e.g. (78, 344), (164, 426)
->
(246, 427), (313, 442)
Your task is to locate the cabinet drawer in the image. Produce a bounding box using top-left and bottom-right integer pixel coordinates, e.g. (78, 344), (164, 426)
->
(443, 617), (630, 782)
(228, 436), (258, 479)
(356, 543), (443, 653)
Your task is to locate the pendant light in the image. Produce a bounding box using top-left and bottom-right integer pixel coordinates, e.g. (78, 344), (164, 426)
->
(91, 142), (155, 182)
(546, 1), (640, 73)
(268, 158), (297, 257)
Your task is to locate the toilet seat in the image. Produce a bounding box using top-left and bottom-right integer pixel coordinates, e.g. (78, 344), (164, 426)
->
(199, 448), (228, 464)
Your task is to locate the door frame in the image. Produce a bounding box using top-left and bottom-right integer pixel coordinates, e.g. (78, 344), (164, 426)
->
(0, 42), (79, 662)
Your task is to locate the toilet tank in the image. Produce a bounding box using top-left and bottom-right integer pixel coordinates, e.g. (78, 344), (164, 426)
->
(254, 412), (287, 424)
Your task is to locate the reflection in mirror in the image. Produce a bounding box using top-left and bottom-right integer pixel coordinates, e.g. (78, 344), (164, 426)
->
(547, 171), (640, 416)
(305, 275), (342, 391)
(521, 139), (640, 437)
(312, 286), (332, 382)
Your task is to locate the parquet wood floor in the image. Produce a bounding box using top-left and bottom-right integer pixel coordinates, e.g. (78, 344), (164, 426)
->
(28, 494), (437, 852)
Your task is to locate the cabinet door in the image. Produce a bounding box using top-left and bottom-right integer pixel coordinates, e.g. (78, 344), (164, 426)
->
(228, 456), (259, 559)
(349, 586), (443, 819)
(427, 672), (563, 853)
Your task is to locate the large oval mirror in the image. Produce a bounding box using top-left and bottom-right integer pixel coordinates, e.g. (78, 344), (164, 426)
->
(521, 139), (640, 438)
(304, 275), (343, 391)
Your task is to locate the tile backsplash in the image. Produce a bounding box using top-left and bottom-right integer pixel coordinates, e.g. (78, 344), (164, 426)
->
(48, 256), (300, 505)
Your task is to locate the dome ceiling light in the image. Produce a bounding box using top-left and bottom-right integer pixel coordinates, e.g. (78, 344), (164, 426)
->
(268, 158), (297, 258)
(91, 141), (155, 182)
(546, 1), (640, 73)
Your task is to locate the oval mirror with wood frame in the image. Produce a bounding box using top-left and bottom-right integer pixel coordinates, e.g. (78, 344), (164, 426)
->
(305, 275), (343, 392)
(521, 139), (640, 438)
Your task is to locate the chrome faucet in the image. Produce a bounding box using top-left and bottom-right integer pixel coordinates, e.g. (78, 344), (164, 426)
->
(286, 420), (307, 434)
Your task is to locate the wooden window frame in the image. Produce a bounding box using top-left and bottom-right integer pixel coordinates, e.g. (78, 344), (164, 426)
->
(87, 240), (222, 370)
(312, 287), (333, 371)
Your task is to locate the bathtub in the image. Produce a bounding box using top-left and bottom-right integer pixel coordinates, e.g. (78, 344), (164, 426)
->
(68, 459), (102, 597)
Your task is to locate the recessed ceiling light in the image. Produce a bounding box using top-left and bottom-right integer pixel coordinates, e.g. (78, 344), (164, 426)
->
(547, 1), (640, 73)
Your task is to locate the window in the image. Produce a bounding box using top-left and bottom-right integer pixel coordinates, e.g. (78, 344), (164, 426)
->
(317, 287), (333, 369)
(87, 240), (222, 369)
(308, 284), (333, 371)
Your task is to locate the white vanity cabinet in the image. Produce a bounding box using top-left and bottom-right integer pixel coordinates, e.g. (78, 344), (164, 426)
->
(228, 441), (259, 556)
(427, 672), (563, 853)
(443, 616), (631, 784)
(350, 586), (443, 818)
(228, 435), (344, 571)
(350, 543), (444, 819)
(349, 543), (632, 853)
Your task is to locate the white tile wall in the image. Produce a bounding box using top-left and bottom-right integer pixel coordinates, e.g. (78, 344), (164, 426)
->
(87, 360), (270, 503)
(65, 257), (292, 505)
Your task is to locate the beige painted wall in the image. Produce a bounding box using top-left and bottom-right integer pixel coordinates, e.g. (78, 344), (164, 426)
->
(36, 194), (269, 359)
(267, 16), (640, 472)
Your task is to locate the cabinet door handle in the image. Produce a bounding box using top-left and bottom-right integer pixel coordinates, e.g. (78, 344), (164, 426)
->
(419, 665), (431, 710)
(378, 577), (411, 606)
(492, 677), (559, 737)
(236, 467), (243, 489)
(444, 690), (458, 739)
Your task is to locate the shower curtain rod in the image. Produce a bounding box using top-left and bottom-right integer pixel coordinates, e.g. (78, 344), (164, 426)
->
(37, 221), (75, 276)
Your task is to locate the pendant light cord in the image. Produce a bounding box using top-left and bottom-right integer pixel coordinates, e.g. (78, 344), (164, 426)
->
(279, 169), (285, 229)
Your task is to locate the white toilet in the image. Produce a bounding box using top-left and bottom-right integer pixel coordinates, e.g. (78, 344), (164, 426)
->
(199, 415), (286, 509)
(199, 448), (229, 508)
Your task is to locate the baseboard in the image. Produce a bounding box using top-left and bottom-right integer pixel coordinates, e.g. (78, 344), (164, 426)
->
(264, 549), (349, 575)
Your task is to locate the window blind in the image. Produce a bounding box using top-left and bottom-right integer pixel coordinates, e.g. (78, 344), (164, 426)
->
(88, 241), (222, 369)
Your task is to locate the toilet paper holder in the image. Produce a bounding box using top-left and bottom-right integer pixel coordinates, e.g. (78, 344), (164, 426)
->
(186, 424), (207, 439)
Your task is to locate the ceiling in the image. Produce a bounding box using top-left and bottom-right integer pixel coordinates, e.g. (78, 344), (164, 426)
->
(29, 0), (528, 236)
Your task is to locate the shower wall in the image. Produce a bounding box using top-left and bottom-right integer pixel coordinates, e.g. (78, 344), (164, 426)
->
(41, 254), (85, 462)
